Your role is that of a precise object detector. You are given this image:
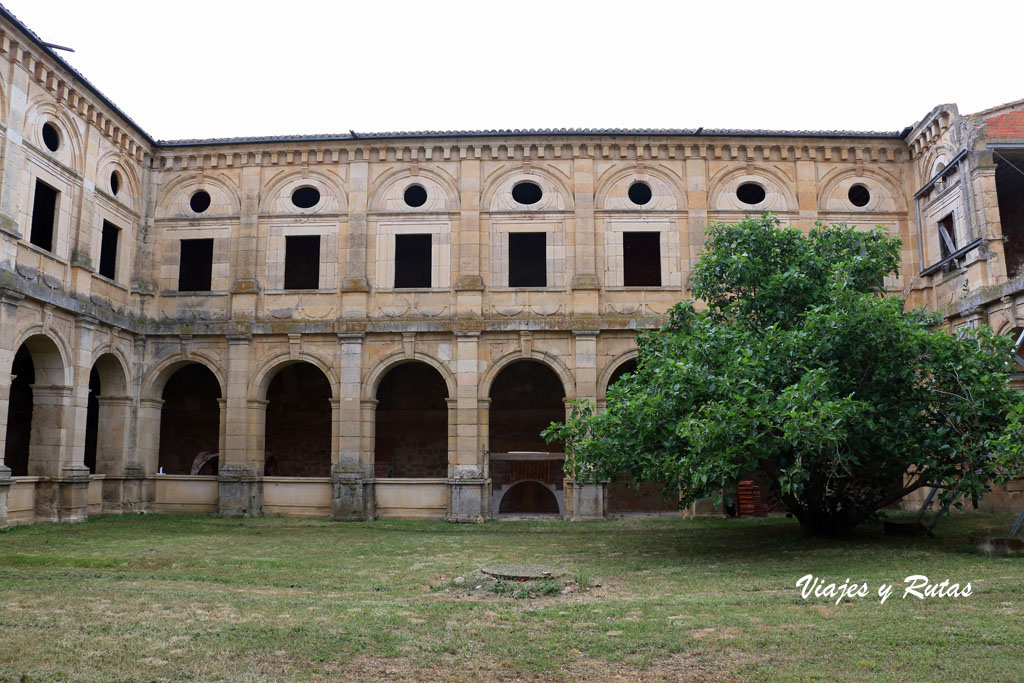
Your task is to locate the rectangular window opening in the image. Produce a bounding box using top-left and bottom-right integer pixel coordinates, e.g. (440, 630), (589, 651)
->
(394, 233), (432, 288)
(178, 238), (214, 292)
(508, 232), (546, 287)
(98, 220), (120, 280)
(623, 232), (662, 287)
(938, 214), (957, 265)
(30, 179), (58, 252)
(284, 235), (320, 290)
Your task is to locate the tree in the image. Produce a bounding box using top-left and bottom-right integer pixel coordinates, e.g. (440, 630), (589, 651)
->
(546, 215), (1024, 536)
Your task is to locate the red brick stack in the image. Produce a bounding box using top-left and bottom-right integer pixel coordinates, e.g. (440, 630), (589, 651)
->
(737, 480), (768, 517)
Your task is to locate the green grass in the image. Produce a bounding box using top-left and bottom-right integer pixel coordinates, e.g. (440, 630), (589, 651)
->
(0, 513), (1021, 681)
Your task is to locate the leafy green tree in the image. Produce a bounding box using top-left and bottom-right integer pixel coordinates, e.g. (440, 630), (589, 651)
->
(546, 215), (1024, 536)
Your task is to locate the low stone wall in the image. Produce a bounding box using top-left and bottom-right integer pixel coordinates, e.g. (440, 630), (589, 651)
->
(375, 479), (448, 520)
(8, 477), (39, 526)
(263, 477), (332, 517)
(153, 475), (219, 514)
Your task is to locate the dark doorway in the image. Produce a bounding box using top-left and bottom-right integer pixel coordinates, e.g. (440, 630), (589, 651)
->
(996, 154), (1024, 277)
(499, 481), (559, 514)
(84, 367), (100, 473)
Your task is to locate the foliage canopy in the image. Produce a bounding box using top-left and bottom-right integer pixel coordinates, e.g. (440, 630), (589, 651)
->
(546, 215), (1024, 536)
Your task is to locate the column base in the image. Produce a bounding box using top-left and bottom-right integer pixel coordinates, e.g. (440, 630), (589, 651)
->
(331, 464), (372, 521)
(447, 478), (488, 523)
(0, 465), (11, 530)
(564, 479), (606, 521)
(217, 465), (263, 517)
(34, 467), (92, 523)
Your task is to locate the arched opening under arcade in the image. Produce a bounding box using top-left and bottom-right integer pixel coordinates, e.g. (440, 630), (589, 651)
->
(264, 362), (332, 477)
(489, 360), (566, 516)
(158, 363), (221, 475)
(601, 357), (678, 515)
(3, 335), (67, 478)
(374, 362), (449, 478)
(83, 353), (130, 476)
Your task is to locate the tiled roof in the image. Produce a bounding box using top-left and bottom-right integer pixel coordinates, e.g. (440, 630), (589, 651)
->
(160, 127), (907, 147)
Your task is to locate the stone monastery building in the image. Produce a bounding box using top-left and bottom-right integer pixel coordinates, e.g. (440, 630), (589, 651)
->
(1, 7), (1023, 528)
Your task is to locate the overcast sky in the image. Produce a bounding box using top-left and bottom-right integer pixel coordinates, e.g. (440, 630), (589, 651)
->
(5, 0), (1022, 141)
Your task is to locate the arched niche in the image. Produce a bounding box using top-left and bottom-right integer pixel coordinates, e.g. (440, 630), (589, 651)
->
(368, 168), (459, 213)
(263, 361), (333, 477)
(3, 334), (68, 477)
(158, 363), (222, 475)
(373, 361), (450, 478)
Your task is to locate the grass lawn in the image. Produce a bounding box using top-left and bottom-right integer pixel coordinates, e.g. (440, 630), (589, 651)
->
(0, 512), (1021, 681)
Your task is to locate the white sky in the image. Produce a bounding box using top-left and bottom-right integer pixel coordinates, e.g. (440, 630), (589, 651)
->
(5, 0), (1022, 141)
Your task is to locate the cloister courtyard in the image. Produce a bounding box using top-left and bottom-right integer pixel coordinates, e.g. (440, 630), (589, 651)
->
(0, 512), (1020, 681)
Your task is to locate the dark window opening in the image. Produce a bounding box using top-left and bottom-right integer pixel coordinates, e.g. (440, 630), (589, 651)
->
(189, 190), (211, 213)
(848, 184), (871, 207)
(628, 181), (652, 205)
(737, 183), (766, 205)
(509, 232), (546, 287)
(623, 232), (661, 286)
(98, 220), (120, 280)
(404, 184), (427, 207)
(30, 179), (58, 251)
(938, 214), (957, 261)
(284, 235), (320, 289)
(178, 238), (214, 292)
(291, 186), (320, 209)
(110, 171), (121, 196)
(512, 181), (543, 205)
(394, 233), (432, 288)
(41, 122), (60, 152)
(996, 155), (1024, 277)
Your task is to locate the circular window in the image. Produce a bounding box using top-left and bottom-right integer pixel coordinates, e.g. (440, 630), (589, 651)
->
(110, 171), (121, 196)
(189, 190), (211, 213)
(512, 181), (543, 205)
(404, 184), (427, 208)
(848, 184), (870, 207)
(41, 122), (60, 152)
(736, 183), (766, 205)
(291, 186), (321, 209)
(628, 181), (652, 206)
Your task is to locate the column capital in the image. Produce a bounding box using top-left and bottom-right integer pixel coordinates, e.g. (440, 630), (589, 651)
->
(226, 334), (252, 345)
(454, 330), (481, 338)
(337, 332), (366, 343)
(571, 329), (600, 338)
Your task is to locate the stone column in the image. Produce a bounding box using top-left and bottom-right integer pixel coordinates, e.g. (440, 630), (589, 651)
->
(95, 395), (131, 512)
(131, 397), (163, 512)
(332, 333), (370, 520)
(570, 157), (600, 314)
(448, 331), (486, 522)
(218, 335), (260, 516)
(30, 384), (86, 522)
(0, 291), (25, 528)
(565, 330), (605, 521)
(455, 157), (484, 315)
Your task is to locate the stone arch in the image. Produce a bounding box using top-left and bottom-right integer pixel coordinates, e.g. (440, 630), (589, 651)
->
(258, 167), (347, 215)
(816, 167), (905, 213)
(478, 350), (575, 401)
(363, 351), (456, 402)
(707, 166), (797, 213)
(12, 328), (72, 386)
(96, 150), (143, 213)
(497, 479), (561, 515)
(4, 333), (70, 477)
(251, 352), (339, 401)
(373, 360), (451, 479)
(368, 167), (460, 213)
(145, 353), (226, 401)
(598, 351), (640, 401)
(157, 361), (223, 475)
(263, 360), (334, 477)
(481, 165), (575, 212)
(595, 165), (684, 211)
(155, 172), (241, 219)
(84, 352), (131, 476)
(922, 142), (957, 183)
(27, 100), (85, 174)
